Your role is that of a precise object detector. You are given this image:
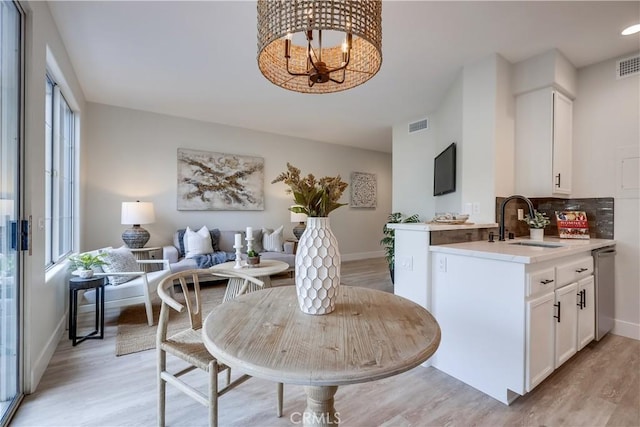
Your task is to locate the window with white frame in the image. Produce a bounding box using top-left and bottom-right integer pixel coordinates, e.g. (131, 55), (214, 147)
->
(45, 74), (75, 267)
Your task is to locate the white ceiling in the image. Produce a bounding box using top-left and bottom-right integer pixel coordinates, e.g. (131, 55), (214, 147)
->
(47, 1), (640, 153)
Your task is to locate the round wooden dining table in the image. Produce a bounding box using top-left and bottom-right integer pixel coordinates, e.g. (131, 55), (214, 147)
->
(202, 285), (441, 427)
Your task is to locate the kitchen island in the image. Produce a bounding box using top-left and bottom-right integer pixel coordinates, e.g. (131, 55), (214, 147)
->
(429, 237), (615, 404)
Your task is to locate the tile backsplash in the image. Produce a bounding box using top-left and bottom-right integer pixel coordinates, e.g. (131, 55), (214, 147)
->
(495, 197), (614, 239)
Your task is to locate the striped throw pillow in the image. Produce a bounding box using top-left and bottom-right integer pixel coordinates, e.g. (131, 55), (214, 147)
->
(262, 226), (284, 252)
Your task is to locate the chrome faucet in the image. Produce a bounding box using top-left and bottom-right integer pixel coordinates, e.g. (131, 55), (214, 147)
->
(498, 195), (536, 241)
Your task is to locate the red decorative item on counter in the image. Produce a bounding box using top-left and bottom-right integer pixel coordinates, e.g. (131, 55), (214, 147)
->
(556, 211), (590, 239)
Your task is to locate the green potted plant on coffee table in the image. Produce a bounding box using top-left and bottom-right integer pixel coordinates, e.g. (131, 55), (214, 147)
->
(246, 250), (261, 267)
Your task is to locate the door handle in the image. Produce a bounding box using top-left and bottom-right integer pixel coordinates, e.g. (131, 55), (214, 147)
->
(554, 301), (561, 322)
(555, 173), (561, 187)
(577, 289), (584, 309)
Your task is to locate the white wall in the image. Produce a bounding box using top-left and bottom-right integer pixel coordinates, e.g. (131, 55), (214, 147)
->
(512, 49), (577, 98)
(433, 72), (463, 215)
(392, 54), (512, 223)
(460, 55), (499, 223)
(494, 55), (515, 198)
(390, 72), (464, 221)
(573, 53), (640, 339)
(83, 103), (392, 260)
(391, 119), (437, 220)
(22, 2), (86, 391)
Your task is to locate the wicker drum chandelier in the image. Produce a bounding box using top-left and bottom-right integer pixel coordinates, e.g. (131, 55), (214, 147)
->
(257, 0), (382, 94)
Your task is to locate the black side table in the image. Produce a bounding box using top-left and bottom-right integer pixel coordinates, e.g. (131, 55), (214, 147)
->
(69, 276), (106, 346)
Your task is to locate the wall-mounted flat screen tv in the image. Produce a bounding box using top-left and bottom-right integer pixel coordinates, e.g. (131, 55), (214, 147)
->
(433, 142), (456, 196)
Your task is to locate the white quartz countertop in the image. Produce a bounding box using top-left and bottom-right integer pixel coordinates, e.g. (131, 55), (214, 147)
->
(387, 222), (498, 231)
(429, 237), (616, 264)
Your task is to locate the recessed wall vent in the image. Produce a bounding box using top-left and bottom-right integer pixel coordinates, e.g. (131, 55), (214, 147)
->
(617, 55), (640, 79)
(408, 118), (428, 134)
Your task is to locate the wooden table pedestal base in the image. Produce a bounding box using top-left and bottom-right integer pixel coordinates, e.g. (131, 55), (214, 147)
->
(303, 386), (339, 427)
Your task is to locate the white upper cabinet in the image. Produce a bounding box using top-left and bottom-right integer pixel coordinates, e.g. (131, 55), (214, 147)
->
(515, 87), (573, 197)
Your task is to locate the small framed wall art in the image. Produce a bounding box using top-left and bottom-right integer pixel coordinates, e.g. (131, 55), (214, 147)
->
(350, 172), (377, 208)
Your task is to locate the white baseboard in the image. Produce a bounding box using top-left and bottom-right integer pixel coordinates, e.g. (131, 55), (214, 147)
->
(342, 251), (385, 262)
(612, 319), (640, 341)
(28, 312), (66, 393)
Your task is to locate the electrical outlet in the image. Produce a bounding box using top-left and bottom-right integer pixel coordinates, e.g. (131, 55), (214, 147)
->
(438, 256), (447, 273)
(398, 256), (413, 271)
(472, 203), (480, 214)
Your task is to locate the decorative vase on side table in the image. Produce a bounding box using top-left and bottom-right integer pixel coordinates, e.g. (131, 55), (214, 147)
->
(295, 217), (341, 315)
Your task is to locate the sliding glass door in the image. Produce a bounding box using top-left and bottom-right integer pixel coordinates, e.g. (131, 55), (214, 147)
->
(0, 0), (23, 424)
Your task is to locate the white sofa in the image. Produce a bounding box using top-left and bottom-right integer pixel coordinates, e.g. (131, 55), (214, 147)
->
(79, 247), (172, 326)
(163, 227), (295, 273)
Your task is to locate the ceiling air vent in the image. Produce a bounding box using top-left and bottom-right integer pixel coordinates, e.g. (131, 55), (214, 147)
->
(617, 55), (640, 79)
(408, 118), (428, 134)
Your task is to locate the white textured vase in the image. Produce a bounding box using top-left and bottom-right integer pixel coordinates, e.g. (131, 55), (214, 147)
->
(295, 217), (341, 315)
(530, 228), (544, 241)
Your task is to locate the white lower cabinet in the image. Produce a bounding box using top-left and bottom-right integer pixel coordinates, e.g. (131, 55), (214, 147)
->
(577, 276), (595, 350)
(526, 292), (555, 391)
(432, 250), (599, 404)
(554, 282), (579, 367)
(524, 256), (596, 393)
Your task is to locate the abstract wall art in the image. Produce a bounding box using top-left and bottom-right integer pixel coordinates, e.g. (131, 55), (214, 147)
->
(177, 148), (264, 210)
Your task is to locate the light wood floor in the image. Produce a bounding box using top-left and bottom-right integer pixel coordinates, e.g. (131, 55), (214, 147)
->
(10, 258), (640, 427)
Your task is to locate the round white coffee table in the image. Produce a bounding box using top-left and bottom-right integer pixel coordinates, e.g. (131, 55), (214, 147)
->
(210, 259), (290, 302)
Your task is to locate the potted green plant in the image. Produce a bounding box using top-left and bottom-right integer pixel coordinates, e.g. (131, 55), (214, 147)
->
(520, 210), (550, 241)
(246, 249), (261, 267)
(68, 252), (109, 279)
(380, 212), (420, 283)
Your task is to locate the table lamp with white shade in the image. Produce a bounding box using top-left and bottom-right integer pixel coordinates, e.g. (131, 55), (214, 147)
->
(290, 207), (307, 240)
(121, 201), (155, 248)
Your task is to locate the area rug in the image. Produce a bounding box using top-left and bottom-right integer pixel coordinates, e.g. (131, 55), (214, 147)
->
(115, 284), (226, 356)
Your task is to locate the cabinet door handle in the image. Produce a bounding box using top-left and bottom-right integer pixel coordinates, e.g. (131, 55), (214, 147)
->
(577, 290), (584, 309)
(540, 279), (554, 285)
(554, 301), (561, 322)
(575, 267), (588, 273)
(582, 289), (586, 309)
(555, 173), (561, 187)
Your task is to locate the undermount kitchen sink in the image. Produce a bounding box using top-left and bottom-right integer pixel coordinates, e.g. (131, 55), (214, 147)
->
(508, 241), (566, 248)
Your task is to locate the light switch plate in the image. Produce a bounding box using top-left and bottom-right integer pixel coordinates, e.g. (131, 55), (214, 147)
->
(438, 256), (447, 272)
(398, 256), (413, 271)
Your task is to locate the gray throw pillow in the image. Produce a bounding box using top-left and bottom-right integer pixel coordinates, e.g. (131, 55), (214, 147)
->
(218, 230), (244, 253)
(100, 247), (139, 285)
(246, 228), (264, 253)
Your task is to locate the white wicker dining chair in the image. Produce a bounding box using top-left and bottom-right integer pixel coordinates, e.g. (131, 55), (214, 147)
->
(156, 268), (283, 427)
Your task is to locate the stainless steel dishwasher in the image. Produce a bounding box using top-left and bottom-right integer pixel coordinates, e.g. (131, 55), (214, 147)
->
(592, 246), (616, 341)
